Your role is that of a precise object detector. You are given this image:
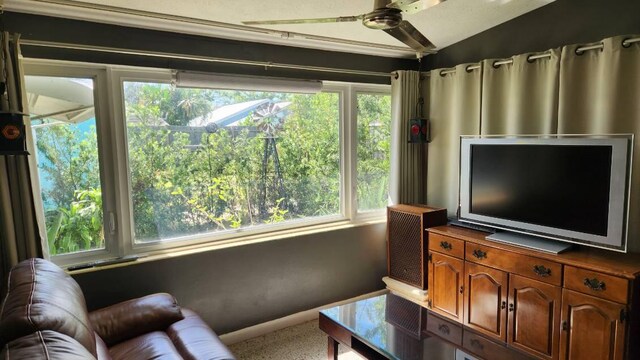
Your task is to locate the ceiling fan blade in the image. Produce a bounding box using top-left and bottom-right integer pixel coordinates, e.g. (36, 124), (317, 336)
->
(243, 15), (363, 26)
(383, 20), (435, 52)
(387, 0), (446, 15)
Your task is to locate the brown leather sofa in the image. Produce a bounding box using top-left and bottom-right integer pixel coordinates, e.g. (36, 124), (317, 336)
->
(0, 258), (236, 360)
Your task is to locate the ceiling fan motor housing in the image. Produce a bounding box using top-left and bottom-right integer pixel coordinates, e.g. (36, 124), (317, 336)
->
(362, 8), (403, 30)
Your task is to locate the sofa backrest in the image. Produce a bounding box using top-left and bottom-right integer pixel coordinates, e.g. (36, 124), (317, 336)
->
(0, 258), (97, 357)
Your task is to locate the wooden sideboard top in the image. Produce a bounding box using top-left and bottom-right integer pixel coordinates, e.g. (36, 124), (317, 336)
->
(429, 225), (640, 279)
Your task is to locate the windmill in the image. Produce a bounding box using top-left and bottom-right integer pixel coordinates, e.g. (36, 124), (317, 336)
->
(251, 101), (291, 219)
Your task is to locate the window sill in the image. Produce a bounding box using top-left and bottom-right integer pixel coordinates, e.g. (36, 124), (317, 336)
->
(66, 216), (386, 275)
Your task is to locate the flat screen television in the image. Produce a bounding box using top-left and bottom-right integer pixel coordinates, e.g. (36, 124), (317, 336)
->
(458, 135), (633, 253)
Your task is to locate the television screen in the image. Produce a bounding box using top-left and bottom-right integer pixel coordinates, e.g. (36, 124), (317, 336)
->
(459, 136), (631, 252)
(470, 145), (612, 236)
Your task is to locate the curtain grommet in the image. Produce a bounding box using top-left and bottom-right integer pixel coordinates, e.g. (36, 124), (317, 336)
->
(465, 65), (473, 73)
(622, 38), (632, 48)
(439, 70), (447, 77)
(492, 61), (501, 69)
(574, 48), (584, 56)
(526, 55), (535, 63)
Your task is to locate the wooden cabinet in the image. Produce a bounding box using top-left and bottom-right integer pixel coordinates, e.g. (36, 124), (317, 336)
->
(463, 261), (508, 342)
(560, 289), (626, 360)
(508, 275), (561, 360)
(428, 251), (464, 322)
(424, 225), (640, 360)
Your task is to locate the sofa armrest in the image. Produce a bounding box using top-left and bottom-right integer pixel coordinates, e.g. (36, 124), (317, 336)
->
(89, 293), (184, 346)
(167, 309), (236, 360)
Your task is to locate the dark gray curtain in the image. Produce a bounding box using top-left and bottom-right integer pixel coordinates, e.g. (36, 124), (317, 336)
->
(390, 70), (426, 204)
(0, 33), (45, 295)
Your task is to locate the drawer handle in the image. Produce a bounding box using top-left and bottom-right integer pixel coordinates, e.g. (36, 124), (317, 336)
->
(584, 278), (606, 291)
(470, 339), (484, 350)
(472, 249), (487, 259)
(533, 265), (552, 277)
(440, 241), (453, 251)
(438, 324), (450, 335)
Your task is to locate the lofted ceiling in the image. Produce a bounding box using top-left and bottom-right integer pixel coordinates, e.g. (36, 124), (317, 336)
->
(9, 0), (556, 57)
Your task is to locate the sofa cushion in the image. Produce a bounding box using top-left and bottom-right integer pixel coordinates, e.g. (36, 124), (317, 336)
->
(89, 292), (184, 347)
(1, 330), (97, 360)
(167, 309), (236, 360)
(0, 258), (97, 356)
(95, 332), (112, 360)
(108, 331), (183, 360)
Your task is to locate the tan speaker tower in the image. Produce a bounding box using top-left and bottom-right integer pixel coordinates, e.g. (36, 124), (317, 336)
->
(387, 204), (447, 289)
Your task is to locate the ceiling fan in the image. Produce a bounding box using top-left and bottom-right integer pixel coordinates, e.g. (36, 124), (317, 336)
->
(242, 0), (444, 53)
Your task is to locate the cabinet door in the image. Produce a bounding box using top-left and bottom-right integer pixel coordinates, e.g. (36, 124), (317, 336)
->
(428, 251), (464, 322)
(508, 274), (561, 360)
(560, 289), (626, 360)
(464, 261), (508, 342)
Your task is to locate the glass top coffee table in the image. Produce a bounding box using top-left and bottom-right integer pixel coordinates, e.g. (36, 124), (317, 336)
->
(319, 293), (531, 360)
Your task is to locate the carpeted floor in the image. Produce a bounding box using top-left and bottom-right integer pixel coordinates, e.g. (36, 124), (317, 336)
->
(228, 319), (364, 360)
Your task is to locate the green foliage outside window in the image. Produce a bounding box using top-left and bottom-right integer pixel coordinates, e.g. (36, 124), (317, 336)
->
(35, 83), (390, 254)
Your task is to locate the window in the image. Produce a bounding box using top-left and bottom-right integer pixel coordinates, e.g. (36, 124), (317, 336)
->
(24, 60), (391, 266)
(122, 81), (341, 243)
(356, 93), (391, 212)
(26, 75), (106, 256)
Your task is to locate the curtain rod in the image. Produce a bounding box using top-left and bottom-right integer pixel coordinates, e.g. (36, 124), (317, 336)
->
(20, 39), (392, 78)
(430, 36), (640, 76)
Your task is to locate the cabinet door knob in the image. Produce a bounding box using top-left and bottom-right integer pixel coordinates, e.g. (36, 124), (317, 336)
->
(472, 249), (487, 259)
(584, 278), (606, 291)
(438, 324), (450, 335)
(508, 303), (514, 312)
(533, 265), (551, 277)
(459, 286), (464, 294)
(470, 339), (484, 350)
(562, 321), (568, 331)
(501, 301), (506, 309)
(440, 241), (452, 251)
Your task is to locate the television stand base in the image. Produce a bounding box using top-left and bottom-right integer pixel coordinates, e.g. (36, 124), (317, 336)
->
(486, 231), (573, 254)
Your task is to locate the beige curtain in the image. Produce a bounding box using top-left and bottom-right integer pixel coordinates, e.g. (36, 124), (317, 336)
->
(426, 64), (482, 216)
(558, 35), (640, 252)
(0, 33), (45, 292)
(481, 49), (560, 135)
(389, 70), (427, 204)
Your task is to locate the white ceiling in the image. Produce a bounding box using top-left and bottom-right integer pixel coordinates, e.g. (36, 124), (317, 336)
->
(10, 0), (556, 57)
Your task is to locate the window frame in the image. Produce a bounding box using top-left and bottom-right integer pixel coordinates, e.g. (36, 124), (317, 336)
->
(23, 59), (120, 267)
(353, 88), (393, 218)
(24, 59), (391, 266)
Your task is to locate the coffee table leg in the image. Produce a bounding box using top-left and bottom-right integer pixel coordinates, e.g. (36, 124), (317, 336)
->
(328, 336), (339, 360)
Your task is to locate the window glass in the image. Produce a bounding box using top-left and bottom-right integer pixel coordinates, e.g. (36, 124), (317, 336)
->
(356, 93), (391, 212)
(26, 75), (104, 255)
(123, 82), (340, 243)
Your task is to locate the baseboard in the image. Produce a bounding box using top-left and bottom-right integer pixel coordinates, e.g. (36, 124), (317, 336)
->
(219, 289), (389, 345)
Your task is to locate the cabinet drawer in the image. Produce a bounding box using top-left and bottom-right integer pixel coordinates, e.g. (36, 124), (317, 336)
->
(465, 243), (562, 286)
(429, 233), (465, 259)
(426, 312), (462, 346)
(564, 266), (628, 303)
(463, 330), (532, 360)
